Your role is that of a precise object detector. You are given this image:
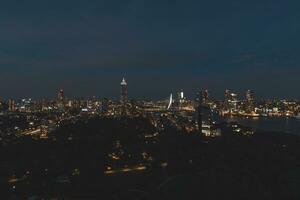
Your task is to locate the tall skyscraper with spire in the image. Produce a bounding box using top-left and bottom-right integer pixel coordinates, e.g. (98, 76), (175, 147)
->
(120, 78), (127, 102)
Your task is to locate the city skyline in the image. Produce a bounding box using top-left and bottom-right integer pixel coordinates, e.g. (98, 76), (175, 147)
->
(0, 76), (299, 101)
(1, 81), (300, 101)
(1, 1), (300, 199)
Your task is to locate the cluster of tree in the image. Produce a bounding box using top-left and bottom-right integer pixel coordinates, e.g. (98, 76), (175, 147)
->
(1, 116), (300, 200)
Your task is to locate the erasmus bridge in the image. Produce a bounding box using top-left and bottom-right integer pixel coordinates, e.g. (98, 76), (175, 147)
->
(143, 93), (193, 112)
(166, 93), (194, 112)
(167, 93), (173, 110)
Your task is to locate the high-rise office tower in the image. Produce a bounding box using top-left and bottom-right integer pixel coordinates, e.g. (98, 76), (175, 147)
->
(224, 89), (238, 113)
(176, 90), (186, 110)
(57, 89), (65, 110)
(177, 90), (185, 103)
(58, 89), (64, 101)
(245, 90), (254, 113)
(224, 89), (230, 102)
(101, 98), (109, 114)
(224, 89), (230, 111)
(120, 78), (128, 102)
(8, 99), (15, 112)
(202, 89), (209, 104)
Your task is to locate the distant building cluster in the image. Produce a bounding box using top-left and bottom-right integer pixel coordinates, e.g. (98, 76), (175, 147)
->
(0, 78), (299, 140)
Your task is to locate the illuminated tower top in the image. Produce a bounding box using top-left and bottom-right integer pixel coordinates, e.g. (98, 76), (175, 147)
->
(121, 78), (127, 86)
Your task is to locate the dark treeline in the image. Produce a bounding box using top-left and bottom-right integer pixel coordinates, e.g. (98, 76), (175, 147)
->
(0, 116), (300, 200)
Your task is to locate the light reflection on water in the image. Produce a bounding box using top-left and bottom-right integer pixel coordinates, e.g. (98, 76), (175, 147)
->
(217, 115), (300, 135)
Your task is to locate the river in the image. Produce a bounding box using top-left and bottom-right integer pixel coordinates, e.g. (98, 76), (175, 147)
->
(217, 116), (300, 136)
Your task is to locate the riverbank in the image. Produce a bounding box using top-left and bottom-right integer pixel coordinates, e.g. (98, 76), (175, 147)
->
(217, 115), (300, 136)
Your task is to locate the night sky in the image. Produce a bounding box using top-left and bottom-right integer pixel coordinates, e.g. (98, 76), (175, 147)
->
(1, 0), (300, 100)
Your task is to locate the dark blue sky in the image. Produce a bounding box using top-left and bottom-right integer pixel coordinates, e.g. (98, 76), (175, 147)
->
(0, 0), (300, 100)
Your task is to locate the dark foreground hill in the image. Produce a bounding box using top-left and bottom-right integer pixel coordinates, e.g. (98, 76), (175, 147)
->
(0, 116), (299, 200)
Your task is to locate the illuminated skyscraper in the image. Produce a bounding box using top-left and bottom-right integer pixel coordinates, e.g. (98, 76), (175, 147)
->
(58, 89), (64, 101)
(57, 89), (65, 110)
(245, 90), (254, 113)
(224, 89), (230, 102)
(8, 99), (15, 112)
(177, 90), (185, 103)
(224, 89), (238, 113)
(176, 90), (186, 110)
(101, 98), (109, 114)
(120, 78), (128, 102)
(202, 89), (209, 104)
